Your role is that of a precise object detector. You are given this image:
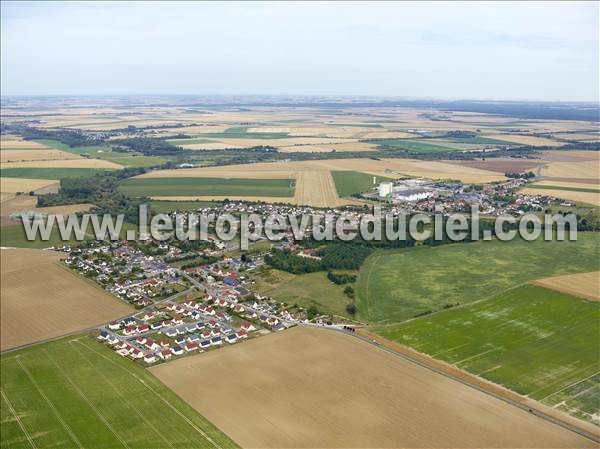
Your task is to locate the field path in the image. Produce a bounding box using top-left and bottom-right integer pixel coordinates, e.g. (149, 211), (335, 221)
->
(15, 356), (83, 449)
(43, 350), (131, 449)
(1, 389), (38, 449)
(77, 339), (225, 449)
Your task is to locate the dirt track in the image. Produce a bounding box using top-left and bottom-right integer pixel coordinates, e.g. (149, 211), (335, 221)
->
(150, 326), (595, 449)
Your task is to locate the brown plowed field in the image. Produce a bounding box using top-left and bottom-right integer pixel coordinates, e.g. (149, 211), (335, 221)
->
(0, 248), (132, 351)
(150, 326), (594, 449)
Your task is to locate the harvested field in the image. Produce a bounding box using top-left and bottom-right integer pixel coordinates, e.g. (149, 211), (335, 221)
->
(0, 149), (81, 163)
(1, 177), (59, 194)
(0, 248), (132, 351)
(522, 186), (600, 206)
(532, 272), (600, 301)
(445, 157), (546, 173)
(1, 158), (122, 169)
(150, 326), (594, 449)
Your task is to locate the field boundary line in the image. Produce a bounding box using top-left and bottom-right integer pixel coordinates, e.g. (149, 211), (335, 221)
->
(539, 370), (600, 402)
(1, 388), (38, 449)
(42, 349), (130, 449)
(77, 339), (225, 449)
(69, 341), (176, 449)
(14, 356), (83, 449)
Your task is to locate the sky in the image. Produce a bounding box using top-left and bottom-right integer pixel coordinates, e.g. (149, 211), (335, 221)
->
(1, 1), (598, 101)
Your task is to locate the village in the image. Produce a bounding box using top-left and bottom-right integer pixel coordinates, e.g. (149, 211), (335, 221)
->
(56, 175), (575, 367)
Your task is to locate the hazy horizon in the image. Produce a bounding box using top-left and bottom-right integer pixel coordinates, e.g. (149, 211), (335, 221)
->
(1, 1), (598, 102)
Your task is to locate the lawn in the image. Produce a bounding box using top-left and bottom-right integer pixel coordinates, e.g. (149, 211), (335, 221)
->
(120, 177), (295, 197)
(171, 126), (289, 140)
(356, 233), (600, 323)
(250, 268), (356, 318)
(1, 168), (115, 179)
(331, 171), (392, 197)
(375, 284), (600, 424)
(0, 336), (238, 449)
(445, 136), (516, 145)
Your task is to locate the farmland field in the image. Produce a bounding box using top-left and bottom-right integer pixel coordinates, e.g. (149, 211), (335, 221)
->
(356, 233), (600, 323)
(0, 248), (133, 351)
(151, 326), (594, 449)
(330, 171), (391, 197)
(1, 167), (114, 179)
(375, 285), (600, 424)
(370, 139), (460, 152)
(0, 223), (93, 249)
(0, 337), (239, 448)
(120, 177), (295, 197)
(533, 271), (600, 301)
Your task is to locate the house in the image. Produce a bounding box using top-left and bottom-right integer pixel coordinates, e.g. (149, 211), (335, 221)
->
(123, 325), (137, 336)
(199, 340), (211, 349)
(273, 323), (286, 331)
(236, 330), (248, 339)
(159, 339), (171, 348)
(241, 321), (256, 331)
(150, 321), (163, 330)
(210, 336), (222, 346)
(234, 304), (245, 313)
(107, 335), (119, 345)
(195, 322), (205, 331)
(188, 334), (200, 342)
(201, 330), (212, 340)
(131, 348), (143, 359)
(184, 342), (198, 352)
(108, 321), (122, 330)
(136, 336), (147, 345)
(172, 316), (183, 325)
(117, 348), (129, 357)
(208, 320), (219, 329)
(164, 328), (178, 337)
(175, 336), (186, 345)
(159, 349), (172, 360)
(115, 341), (128, 350)
(225, 334), (237, 344)
(98, 331), (109, 340)
(122, 317), (136, 326)
(171, 345), (184, 356)
(144, 353), (157, 364)
(184, 324), (197, 333)
(137, 324), (150, 333)
(145, 339), (159, 351)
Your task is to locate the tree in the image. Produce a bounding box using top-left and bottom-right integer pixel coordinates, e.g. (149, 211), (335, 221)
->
(346, 303), (357, 316)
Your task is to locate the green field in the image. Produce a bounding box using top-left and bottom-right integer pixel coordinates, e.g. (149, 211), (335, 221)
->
(171, 126), (289, 141)
(370, 139), (459, 153)
(0, 337), (238, 449)
(33, 139), (167, 167)
(1, 168), (115, 179)
(356, 233), (600, 323)
(120, 177), (295, 197)
(0, 224), (81, 249)
(445, 136), (516, 145)
(376, 284), (600, 424)
(250, 268), (356, 318)
(527, 184), (600, 194)
(331, 171), (392, 197)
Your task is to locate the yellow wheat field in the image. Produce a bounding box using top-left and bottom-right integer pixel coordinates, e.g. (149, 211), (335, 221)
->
(0, 149), (81, 163)
(1, 178), (60, 194)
